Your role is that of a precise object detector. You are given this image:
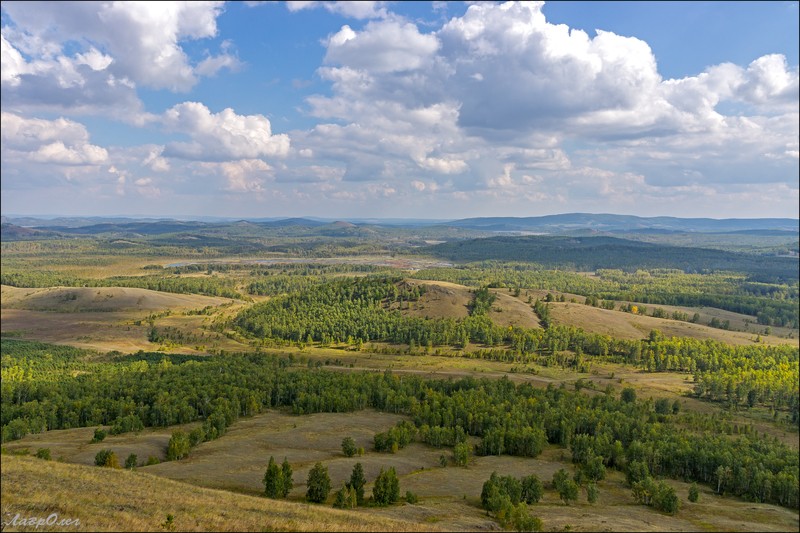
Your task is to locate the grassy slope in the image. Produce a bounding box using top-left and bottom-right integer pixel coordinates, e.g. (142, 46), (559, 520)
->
(1, 455), (436, 532)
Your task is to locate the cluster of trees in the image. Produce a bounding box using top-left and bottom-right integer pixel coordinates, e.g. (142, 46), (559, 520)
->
(373, 421), (417, 453)
(234, 274), (798, 417)
(0, 270), (241, 299)
(413, 264), (798, 328)
(2, 340), (797, 509)
(263, 456), (293, 498)
(481, 472), (544, 531)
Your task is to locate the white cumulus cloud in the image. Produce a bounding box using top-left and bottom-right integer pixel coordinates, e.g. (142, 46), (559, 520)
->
(162, 102), (290, 161)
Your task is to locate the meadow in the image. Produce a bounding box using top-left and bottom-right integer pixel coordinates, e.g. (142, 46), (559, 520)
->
(1, 222), (798, 532)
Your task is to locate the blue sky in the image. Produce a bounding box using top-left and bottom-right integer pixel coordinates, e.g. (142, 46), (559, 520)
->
(1, 1), (798, 220)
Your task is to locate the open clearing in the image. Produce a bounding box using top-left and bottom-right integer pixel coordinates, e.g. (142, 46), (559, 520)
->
(1, 455), (434, 532)
(548, 300), (797, 347)
(6, 410), (798, 532)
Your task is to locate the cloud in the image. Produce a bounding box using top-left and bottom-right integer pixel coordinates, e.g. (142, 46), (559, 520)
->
(0, 1), (237, 122)
(287, 1), (388, 19)
(200, 159), (273, 192)
(162, 102), (290, 161)
(325, 20), (439, 73)
(297, 0), (797, 217)
(0, 111), (108, 165)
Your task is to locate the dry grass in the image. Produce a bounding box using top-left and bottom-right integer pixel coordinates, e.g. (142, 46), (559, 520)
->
(487, 290), (543, 329)
(0, 286), (233, 313)
(1, 455), (437, 532)
(391, 280), (471, 320)
(0, 285), (251, 354)
(548, 301), (798, 347)
(7, 411), (797, 532)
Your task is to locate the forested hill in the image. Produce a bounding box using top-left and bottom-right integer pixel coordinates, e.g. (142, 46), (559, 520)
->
(444, 213), (800, 233)
(422, 236), (799, 282)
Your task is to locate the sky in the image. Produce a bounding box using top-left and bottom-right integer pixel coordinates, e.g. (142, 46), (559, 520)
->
(1, 1), (798, 220)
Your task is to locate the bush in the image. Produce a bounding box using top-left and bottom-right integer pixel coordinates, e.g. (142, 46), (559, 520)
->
(125, 453), (138, 469)
(145, 456), (161, 466)
(405, 490), (418, 504)
(94, 449), (119, 468)
(341, 436), (357, 457)
(688, 482), (700, 503)
(35, 448), (51, 460)
(91, 428), (107, 443)
(621, 387), (637, 403)
(306, 462), (331, 503)
(587, 482), (599, 504)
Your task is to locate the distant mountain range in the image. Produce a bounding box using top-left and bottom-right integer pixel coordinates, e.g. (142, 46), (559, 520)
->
(2, 213), (800, 234)
(2, 213), (798, 238)
(440, 213), (799, 234)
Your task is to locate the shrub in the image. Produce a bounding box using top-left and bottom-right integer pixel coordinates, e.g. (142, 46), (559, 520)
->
(341, 436), (357, 457)
(35, 448), (51, 460)
(125, 453), (138, 469)
(91, 428), (107, 443)
(94, 449), (119, 468)
(688, 482), (700, 503)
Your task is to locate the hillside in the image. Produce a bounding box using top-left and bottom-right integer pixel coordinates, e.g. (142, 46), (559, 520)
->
(423, 235), (799, 282)
(0, 286), (233, 313)
(0, 455), (435, 532)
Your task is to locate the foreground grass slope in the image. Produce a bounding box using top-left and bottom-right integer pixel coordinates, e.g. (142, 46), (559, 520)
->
(1, 455), (436, 532)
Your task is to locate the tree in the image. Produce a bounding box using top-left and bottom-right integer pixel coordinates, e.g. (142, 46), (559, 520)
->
(264, 456), (284, 498)
(348, 462), (366, 505)
(621, 387), (637, 403)
(91, 427), (107, 443)
(653, 483), (679, 514)
(166, 430), (190, 461)
(454, 441), (470, 467)
(94, 449), (119, 468)
(587, 482), (599, 504)
(332, 483), (357, 509)
(125, 453), (138, 469)
(306, 462), (331, 503)
(341, 436), (357, 457)
(688, 482), (700, 503)
(373, 467), (400, 505)
(553, 469), (578, 505)
(509, 503), (543, 532)
(280, 457), (293, 497)
(521, 474), (544, 504)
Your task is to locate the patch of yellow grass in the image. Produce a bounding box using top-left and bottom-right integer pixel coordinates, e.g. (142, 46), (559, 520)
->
(1, 455), (438, 532)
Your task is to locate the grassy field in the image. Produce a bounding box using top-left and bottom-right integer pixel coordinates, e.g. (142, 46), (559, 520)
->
(1, 267), (798, 532)
(5, 410), (798, 532)
(1, 454), (436, 532)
